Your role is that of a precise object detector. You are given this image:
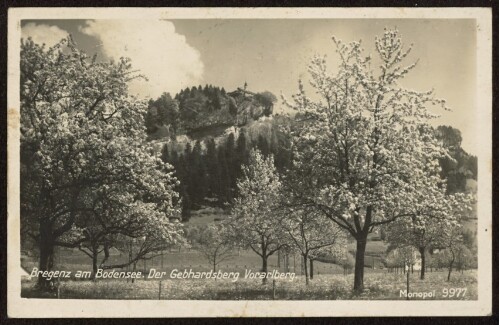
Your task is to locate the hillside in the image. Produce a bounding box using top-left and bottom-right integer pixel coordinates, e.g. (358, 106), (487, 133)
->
(150, 114), (290, 156)
(148, 90), (293, 220)
(144, 86), (477, 232)
(145, 84), (276, 141)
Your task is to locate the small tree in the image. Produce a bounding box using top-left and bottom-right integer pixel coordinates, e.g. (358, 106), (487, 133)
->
(398, 246), (418, 273)
(195, 223), (234, 272)
(227, 149), (285, 284)
(282, 207), (347, 284)
(384, 246), (417, 274)
(384, 250), (403, 273)
(66, 197), (184, 277)
(384, 191), (471, 280)
(438, 223), (463, 281)
(383, 135), (474, 280)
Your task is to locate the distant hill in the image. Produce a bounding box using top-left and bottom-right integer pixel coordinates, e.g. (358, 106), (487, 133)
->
(146, 87), (293, 221)
(145, 84), (276, 141)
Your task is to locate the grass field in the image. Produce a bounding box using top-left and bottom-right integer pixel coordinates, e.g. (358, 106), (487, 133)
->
(21, 270), (477, 300)
(22, 245), (392, 277)
(21, 209), (389, 275)
(21, 210), (477, 301)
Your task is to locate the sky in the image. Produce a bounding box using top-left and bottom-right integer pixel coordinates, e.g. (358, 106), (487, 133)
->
(21, 19), (477, 154)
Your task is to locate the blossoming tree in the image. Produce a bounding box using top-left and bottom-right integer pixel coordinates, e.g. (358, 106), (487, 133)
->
(20, 37), (182, 286)
(67, 188), (184, 277)
(227, 149), (286, 284)
(436, 223), (466, 281)
(284, 29), (459, 291)
(385, 188), (472, 280)
(281, 206), (347, 285)
(194, 223), (234, 272)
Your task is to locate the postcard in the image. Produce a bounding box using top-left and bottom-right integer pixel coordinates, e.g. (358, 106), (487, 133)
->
(7, 7), (492, 317)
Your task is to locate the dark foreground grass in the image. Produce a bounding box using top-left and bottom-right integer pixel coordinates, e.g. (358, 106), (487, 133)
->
(21, 270), (477, 300)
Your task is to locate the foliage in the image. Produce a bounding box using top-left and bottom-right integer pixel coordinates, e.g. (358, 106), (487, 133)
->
(20, 36), (182, 284)
(145, 93), (179, 138)
(435, 223), (475, 281)
(192, 223), (235, 272)
(69, 189), (185, 274)
(383, 125), (474, 279)
(145, 84), (279, 138)
(254, 91), (278, 116)
(384, 189), (472, 279)
(226, 149), (286, 282)
(283, 29), (458, 291)
(161, 121), (293, 216)
(384, 246), (418, 270)
(281, 206), (348, 284)
(454, 244), (475, 271)
(435, 126), (477, 194)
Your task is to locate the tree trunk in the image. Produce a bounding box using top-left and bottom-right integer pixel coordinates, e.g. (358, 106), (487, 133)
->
(92, 248), (98, 280)
(303, 255), (309, 285)
(447, 260), (454, 282)
(310, 259), (314, 280)
(419, 247), (426, 280)
(100, 243), (110, 268)
(127, 242), (132, 283)
(406, 267), (410, 300)
(262, 256), (268, 284)
(213, 260), (217, 272)
(353, 238), (367, 292)
(38, 233), (54, 288)
(132, 262), (137, 284)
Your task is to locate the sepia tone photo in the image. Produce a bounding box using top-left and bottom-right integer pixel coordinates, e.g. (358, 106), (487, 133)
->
(7, 7), (492, 317)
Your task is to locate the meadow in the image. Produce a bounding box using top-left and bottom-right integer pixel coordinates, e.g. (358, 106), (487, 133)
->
(22, 243), (387, 277)
(21, 270), (477, 300)
(21, 206), (388, 276)
(21, 211), (478, 301)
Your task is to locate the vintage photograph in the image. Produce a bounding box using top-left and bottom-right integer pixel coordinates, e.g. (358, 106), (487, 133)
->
(7, 8), (492, 317)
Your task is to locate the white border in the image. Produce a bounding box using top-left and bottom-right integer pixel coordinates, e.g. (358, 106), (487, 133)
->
(7, 7), (493, 317)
